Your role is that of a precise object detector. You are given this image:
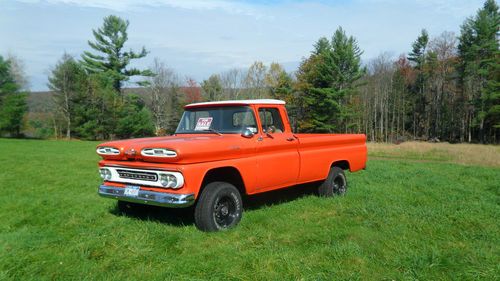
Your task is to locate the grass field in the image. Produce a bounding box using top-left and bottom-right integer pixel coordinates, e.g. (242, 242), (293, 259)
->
(368, 141), (500, 167)
(0, 139), (499, 280)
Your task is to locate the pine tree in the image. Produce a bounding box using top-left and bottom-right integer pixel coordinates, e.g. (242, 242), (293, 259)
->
(115, 94), (155, 139)
(0, 55), (27, 137)
(202, 74), (223, 101)
(407, 29), (429, 139)
(458, 0), (500, 142)
(408, 29), (429, 67)
(296, 27), (365, 132)
(265, 63), (293, 103)
(81, 15), (152, 92)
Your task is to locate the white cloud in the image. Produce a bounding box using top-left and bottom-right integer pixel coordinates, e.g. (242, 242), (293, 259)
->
(364, 0), (481, 18)
(5, 0), (487, 90)
(17, 0), (265, 17)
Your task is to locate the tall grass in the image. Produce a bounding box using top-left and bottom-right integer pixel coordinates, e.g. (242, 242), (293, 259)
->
(0, 139), (499, 280)
(368, 141), (500, 167)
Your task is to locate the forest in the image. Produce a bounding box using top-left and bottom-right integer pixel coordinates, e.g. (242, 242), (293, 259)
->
(0, 0), (498, 143)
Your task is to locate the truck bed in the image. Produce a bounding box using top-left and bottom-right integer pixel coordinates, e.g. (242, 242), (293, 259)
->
(295, 133), (367, 184)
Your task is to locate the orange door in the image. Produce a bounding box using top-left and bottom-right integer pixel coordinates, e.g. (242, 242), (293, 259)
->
(255, 107), (300, 190)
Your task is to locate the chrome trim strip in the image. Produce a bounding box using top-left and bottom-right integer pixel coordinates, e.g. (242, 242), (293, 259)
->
(103, 166), (184, 188)
(98, 185), (195, 208)
(104, 164), (181, 172)
(97, 146), (120, 155)
(141, 148), (177, 158)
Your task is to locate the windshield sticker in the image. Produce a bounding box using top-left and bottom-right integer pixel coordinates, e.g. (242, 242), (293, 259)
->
(194, 117), (213, 131)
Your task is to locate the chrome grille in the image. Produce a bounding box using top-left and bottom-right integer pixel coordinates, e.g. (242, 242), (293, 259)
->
(116, 169), (158, 182)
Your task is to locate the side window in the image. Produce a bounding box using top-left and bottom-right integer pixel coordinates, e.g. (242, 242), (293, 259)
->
(258, 108), (284, 133)
(232, 111), (257, 133)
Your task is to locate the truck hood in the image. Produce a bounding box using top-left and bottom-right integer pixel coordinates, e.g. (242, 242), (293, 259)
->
(97, 134), (254, 164)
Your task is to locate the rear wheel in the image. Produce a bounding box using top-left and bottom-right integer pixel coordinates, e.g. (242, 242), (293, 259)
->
(194, 182), (243, 232)
(318, 166), (347, 197)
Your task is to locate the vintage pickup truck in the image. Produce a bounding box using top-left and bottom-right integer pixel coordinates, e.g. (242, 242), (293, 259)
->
(97, 99), (367, 231)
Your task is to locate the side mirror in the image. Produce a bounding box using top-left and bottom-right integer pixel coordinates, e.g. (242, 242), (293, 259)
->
(241, 128), (254, 138)
(266, 126), (276, 134)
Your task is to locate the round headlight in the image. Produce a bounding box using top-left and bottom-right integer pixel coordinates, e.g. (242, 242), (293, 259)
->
(159, 174), (168, 186)
(99, 168), (112, 180)
(105, 170), (112, 180)
(167, 175), (178, 188)
(159, 174), (178, 188)
(99, 168), (106, 179)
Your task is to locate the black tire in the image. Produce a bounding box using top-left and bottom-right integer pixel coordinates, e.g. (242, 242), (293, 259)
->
(318, 166), (348, 197)
(194, 182), (243, 232)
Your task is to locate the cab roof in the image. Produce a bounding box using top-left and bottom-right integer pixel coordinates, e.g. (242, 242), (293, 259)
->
(185, 99), (285, 109)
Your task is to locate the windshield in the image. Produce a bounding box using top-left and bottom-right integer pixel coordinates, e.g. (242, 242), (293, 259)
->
(175, 106), (258, 134)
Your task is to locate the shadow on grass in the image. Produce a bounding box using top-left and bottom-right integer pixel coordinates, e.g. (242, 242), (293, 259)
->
(109, 181), (321, 227)
(110, 203), (196, 227)
(243, 182), (320, 211)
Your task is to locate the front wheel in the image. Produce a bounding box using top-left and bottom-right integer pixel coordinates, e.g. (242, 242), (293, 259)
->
(194, 182), (243, 232)
(318, 166), (348, 197)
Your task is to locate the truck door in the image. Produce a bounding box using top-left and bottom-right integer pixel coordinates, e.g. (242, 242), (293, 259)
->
(255, 107), (300, 190)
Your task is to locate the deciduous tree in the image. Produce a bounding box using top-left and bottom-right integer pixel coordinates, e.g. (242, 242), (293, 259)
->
(183, 78), (202, 104)
(48, 53), (86, 138)
(245, 61), (268, 98)
(147, 58), (181, 134)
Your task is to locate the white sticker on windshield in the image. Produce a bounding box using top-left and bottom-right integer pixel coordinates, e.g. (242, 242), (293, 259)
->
(194, 117), (213, 131)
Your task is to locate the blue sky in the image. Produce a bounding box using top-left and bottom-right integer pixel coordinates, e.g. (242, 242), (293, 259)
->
(0, 0), (486, 91)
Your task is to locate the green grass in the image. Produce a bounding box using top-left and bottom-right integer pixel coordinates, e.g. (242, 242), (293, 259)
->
(0, 138), (499, 280)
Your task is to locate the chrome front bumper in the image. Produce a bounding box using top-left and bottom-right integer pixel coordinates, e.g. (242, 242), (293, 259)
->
(98, 185), (195, 208)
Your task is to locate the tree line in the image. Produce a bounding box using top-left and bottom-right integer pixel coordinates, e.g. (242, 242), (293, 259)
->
(0, 0), (498, 143)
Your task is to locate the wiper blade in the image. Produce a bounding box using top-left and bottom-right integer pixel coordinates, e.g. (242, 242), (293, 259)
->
(202, 129), (222, 136)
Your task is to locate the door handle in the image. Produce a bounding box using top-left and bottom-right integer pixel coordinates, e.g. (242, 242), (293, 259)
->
(286, 137), (295, 141)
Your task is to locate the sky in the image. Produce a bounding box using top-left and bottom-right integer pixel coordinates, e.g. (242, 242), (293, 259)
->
(0, 0), (487, 91)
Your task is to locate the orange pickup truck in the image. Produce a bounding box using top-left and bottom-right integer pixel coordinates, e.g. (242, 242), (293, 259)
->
(97, 99), (367, 231)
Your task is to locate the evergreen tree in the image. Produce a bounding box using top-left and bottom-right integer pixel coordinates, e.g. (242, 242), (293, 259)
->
(265, 63), (293, 103)
(312, 37), (331, 55)
(201, 74), (223, 101)
(458, 0), (500, 142)
(296, 27), (365, 132)
(166, 89), (181, 134)
(0, 56), (17, 98)
(407, 29), (429, 138)
(72, 72), (116, 140)
(81, 15), (152, 92)
(115, 94), (155, 139)
(408, 29), (429, 67)
(0, 55), (27, 137)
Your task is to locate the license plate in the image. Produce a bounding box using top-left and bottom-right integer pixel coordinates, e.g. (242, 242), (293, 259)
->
(124, 186), (140, 197)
